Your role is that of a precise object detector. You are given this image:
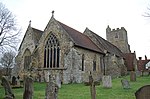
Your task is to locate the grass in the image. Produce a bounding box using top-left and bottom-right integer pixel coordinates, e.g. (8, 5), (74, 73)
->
(0, 75), (149, 99)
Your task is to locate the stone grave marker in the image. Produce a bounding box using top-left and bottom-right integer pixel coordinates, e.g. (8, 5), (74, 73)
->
(121, 79), (131, 89)
(16, 77), (21, 87)
(45, 75), (59, 99)
(11, 76), (21, 88)
(130, 71), (136, 82)
(89, 73), (96, 99)
(135, 85), (150, 99)
(56, 74), (61, 88)
(84, 72), (100, 99)
(102, 76), (112, 88)
(1, 76), (15, 99)
(23, 76), (33, 99)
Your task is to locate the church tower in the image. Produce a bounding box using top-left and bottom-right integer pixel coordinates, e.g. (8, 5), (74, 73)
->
(106, 25), (130, 53)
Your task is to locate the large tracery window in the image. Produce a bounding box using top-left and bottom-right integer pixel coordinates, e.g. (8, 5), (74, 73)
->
(44, 33), (60, 68)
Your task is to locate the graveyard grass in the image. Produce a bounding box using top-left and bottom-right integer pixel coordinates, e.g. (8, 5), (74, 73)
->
(0, 76), (150, 99)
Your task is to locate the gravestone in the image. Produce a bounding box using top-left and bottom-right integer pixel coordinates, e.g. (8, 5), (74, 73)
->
(45, 75), (59, 99)
(135, 85), (150, 99)
(1, 76), (15, 99)
(16, 77), (21, 87)
(130, 71), (136, 81)
(102, 76), (112, 88)
(23, 76), (33, 99)
(56, 74), (61, 88)
(11, 76), (21, 88)
(84, 72), (100, 99)
(121, 79), (131, 89)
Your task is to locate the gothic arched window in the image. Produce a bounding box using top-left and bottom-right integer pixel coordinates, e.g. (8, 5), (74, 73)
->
(44, 33), (60, 68)
(24, 49), (31, 70)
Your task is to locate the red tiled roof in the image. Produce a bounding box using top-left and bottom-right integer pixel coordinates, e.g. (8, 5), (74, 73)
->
(137, 59), (150, 71)
(58, 21), (104, 54)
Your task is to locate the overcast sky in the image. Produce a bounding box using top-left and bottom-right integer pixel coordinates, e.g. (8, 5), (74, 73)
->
(1, 0), (150, 59)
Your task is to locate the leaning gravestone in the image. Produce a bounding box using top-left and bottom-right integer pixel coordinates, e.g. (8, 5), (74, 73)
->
(45, 75), (59, 99)
(1, 76), (15, 99)
(23, 76), (33, 99)
(102, 76), (112, 88)
(121, 79), (131, 89)
(135, 85), (150, 99)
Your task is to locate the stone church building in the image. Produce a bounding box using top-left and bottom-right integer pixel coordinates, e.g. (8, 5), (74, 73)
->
(15, 14), (131, 84)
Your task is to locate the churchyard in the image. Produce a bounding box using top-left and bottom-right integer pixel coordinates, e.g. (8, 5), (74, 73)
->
(0, 75), (149, 99)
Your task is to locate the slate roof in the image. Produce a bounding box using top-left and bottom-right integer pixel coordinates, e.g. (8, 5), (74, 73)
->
(57, 21), (104, 54)
(123, 53), (136, 71)
(84, 29), (123, 57)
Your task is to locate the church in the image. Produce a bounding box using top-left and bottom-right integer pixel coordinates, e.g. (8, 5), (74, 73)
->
(15, 13), (133, 84)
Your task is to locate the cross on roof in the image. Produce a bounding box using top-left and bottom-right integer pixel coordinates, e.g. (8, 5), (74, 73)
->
(52, 10), (54, 17)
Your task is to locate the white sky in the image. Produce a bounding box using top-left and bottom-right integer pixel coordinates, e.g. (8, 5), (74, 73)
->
(1, 0), (150, 59)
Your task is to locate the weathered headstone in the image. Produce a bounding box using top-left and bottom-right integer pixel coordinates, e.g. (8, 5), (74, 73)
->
(45, 75), (59, 99)
(1, 76), (15, 99)
(121, 79), (131, 89)
(23, 76), (33, 99)
(56, 74), (61, 88)
(16, 77), (21, 87)
(102, 76), (112, 88)
(135, 85), (150, 99)
(130, 71), (136, 81)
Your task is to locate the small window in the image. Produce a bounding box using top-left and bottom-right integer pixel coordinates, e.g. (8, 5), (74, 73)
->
(93, 60), (96, 71)
(24, 49), (31, 70)
(115, 33), (118, 38)
(100, 57), (104, 72)
(24, 56), (31, 70)
(81, 54), (84, 71)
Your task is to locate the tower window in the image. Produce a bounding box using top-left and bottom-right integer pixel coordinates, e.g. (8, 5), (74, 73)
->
(44, 33), (60, 68)
(115, 33), (118, 38)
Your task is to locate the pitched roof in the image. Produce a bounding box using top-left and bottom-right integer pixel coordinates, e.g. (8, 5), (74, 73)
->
(18, 27), (43, 50)
(137, 59), (150, 71)
(32, 27), (43, 45)
(123, 53), (136, 71)
(84, 28), (123, 57)
(57, 21), (104, 54)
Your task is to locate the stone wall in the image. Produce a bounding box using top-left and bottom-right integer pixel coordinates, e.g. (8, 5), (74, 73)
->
(15, 26), (37, 79)
(63, 47), (103, 84)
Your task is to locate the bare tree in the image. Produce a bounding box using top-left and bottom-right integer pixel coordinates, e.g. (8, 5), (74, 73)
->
(0, 51), (16, 76)
(0, 2), (20, 53)
(143, 5), (150, 17)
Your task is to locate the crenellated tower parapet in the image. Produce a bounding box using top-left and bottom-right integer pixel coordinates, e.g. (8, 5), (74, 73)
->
(106, 25), (130, 53)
